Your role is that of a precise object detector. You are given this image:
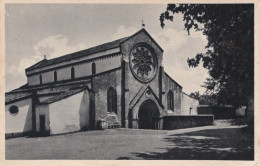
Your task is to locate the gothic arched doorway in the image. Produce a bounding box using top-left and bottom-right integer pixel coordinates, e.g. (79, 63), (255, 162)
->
(138, 99), (160, 129)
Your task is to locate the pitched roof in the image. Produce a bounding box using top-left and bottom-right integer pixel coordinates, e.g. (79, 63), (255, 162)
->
(6, 84), (29, 93)
(26, 28), (163, 72)
(164, 72), (183, 88)
(5, 92), (32, 105)
(5, 78), (91, 104)
(39, 87), (87, 104)
(26, 37), (128, 72)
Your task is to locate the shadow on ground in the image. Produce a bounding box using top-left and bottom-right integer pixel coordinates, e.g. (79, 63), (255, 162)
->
(131, 127), (254, 160)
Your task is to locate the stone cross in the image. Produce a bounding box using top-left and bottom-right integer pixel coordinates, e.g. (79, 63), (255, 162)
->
(141, 19), (145, 28)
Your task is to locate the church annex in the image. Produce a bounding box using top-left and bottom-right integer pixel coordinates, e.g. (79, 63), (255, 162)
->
(5, 29), (200, 136)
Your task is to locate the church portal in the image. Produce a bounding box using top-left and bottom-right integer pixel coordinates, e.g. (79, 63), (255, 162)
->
(138, 99), (160, 129)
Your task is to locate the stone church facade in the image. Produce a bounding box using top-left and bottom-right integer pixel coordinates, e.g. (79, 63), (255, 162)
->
(5, 29), (199, 136)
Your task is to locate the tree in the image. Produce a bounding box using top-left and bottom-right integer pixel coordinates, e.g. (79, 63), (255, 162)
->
(190, 91), (218, 105)
(160, 4), (254, 127)
(189, 91), (200, 101)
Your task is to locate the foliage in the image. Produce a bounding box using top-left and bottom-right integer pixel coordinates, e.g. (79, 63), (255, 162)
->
(190, 91), (218, 105)
(160, 4), (254, 106)
(189, 91), (200, 101)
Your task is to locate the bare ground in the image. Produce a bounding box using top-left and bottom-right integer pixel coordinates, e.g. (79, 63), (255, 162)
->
(5, 119), (254, 160)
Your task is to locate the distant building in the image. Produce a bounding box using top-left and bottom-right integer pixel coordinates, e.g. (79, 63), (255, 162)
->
(5, 29), (199, 136)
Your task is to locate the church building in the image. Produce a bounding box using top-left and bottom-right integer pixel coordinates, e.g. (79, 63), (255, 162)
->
(5, 29), (200, 136)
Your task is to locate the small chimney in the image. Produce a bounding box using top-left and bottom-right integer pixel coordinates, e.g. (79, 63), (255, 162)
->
(44, 55), (47, 59)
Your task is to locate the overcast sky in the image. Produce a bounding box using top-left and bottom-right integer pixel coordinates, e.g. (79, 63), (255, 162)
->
(5, 4), (209, 94)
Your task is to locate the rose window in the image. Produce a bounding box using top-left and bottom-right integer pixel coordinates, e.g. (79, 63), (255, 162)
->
(130, 45), (157, 82)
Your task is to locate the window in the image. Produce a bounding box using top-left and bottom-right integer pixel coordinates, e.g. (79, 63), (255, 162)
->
(167, 90), (174, 111)
(107, 87), (117, 114)
(71, 67), (75, 79)
(9, 105), (19, 115)
(92, 62), (96, 75)
(54, 71), (57, 82)
(39, 75), (42, 85)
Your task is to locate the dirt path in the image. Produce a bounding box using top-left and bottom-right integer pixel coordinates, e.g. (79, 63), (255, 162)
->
(5, 120), (253, 160)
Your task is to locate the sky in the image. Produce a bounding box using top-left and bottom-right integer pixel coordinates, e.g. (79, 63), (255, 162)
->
(5, 4), (209, 94)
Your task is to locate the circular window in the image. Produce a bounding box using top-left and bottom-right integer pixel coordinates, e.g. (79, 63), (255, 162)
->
(145, 90), (151, 98)
(9, 105), (19, 115)
(129, 44), (158, 83)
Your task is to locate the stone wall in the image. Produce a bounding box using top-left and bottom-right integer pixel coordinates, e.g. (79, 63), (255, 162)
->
(163, 73), (182, 114)
(120, 30), (164, 127)
(92, 68), (122, 128)
(163, 115), (214, 130)
(197, 105), (236, 119)
(121, 31), (162, 100)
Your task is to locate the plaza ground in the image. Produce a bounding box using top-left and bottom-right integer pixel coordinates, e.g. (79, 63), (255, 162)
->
(5, 119), (254, 160)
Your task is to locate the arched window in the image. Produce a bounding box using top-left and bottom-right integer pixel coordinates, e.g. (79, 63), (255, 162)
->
(54, 71), (57, 82)
(92, 62), (96, 75)
(107, 87), (117, 114)
(167, 90), (174, 111)
(39, 75), (42, 85)
(71, 67), (75, 79)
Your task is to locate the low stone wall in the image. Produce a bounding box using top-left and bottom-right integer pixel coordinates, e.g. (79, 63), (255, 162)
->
(5, 131), (51, 139)
(197, 106), (236, 119)
(5, 132), (30, 139)
(163, 115), (214, 130)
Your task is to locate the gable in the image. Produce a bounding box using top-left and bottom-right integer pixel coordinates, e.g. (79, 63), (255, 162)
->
(121, 28), (163, 52)
(129, 85), (164, 110)
(120, 29), (163, 56)
(120, 29), (164, 69)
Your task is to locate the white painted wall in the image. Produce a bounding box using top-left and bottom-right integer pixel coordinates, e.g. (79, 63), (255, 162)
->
(75, 63), (92, 77)
(36, 104), (50, 132)
(38, 96), (53, 102)
(41, 71), (55, 84)
(28, 75), (39, 85)
(181, 93), (199, 115)
(49, 90), (90, 134)
(56, 67), (71, 81)
(26, 47), (120, 74)
(5, 98), (32, 134)
(79, 90), (90, 130)
(27, 54), (122, 86)
(95, 55), (122, 73)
